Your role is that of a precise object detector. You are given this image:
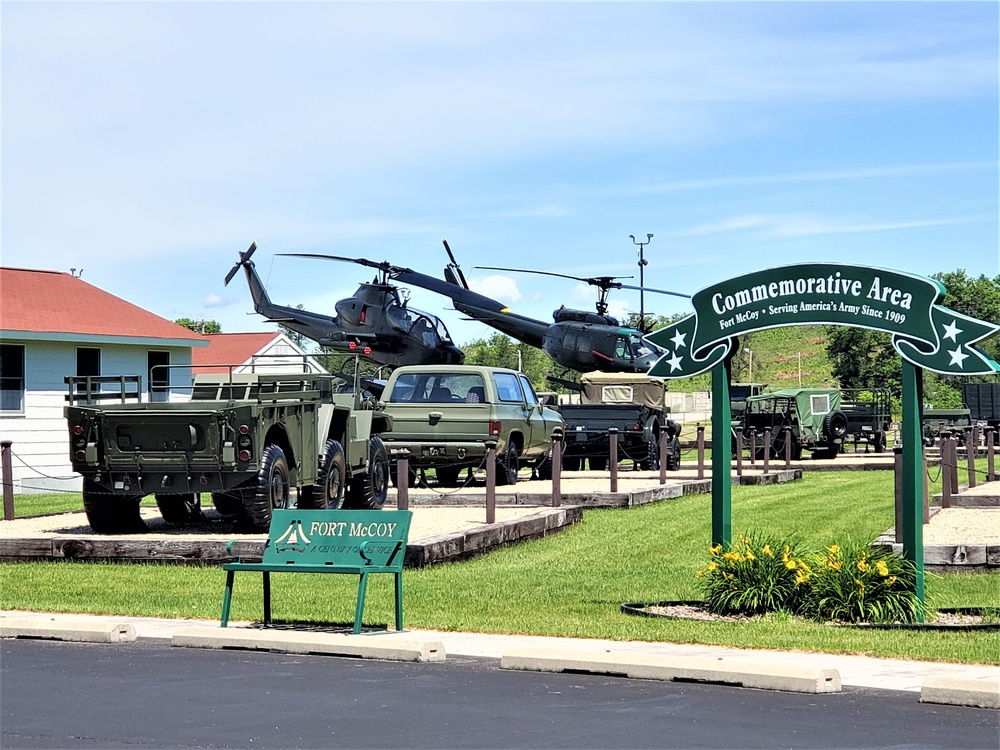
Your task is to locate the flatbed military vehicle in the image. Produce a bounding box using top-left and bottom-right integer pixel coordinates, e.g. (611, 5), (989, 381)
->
(65, 358), (391, 534)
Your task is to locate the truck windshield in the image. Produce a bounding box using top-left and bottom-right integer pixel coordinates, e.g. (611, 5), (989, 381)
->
(389, 372), (486, 403)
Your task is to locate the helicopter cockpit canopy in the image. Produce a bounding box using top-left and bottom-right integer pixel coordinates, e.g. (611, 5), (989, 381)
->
(385, 305), (454, 347)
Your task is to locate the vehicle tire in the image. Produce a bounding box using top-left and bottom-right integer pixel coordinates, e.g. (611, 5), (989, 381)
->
(495, 443), (519, 486)
(435, 465), (461, 487)
(666, 435), (681, 471)
(536, 452), (553, 481)
(638, 438), (659, 471)
(823, 411), (849, 440)
(873, 431), (886, 453)
(154, 493), (204, 524)
(588, 456), (607, 472)
(389, 459), (417, 488)
(345, 436), (389, 509)
(241, 444), (291, 532)
(561, 455), (581, 472)
(82, 480), (146, 534)
(299, 439), (345, 510)
(211, 491), (243, 516)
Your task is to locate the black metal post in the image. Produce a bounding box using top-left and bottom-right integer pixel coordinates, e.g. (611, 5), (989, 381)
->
(609, 428), (619, 493)
(658, 430), (667, 485)
(551, 434), (562, 507)
(1, 441), (14, 521)
(735, 427), (743, 478)
(763, 428), (771, 474)
(893, 447), (903, 543)
(485, 440), (497, 524)
(696, 425), (705, 480)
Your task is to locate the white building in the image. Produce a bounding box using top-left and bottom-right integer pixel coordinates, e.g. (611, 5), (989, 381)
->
(0, 267), (208, 493)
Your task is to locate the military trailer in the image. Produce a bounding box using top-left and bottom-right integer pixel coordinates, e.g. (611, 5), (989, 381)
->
(65, 357), (391, 534)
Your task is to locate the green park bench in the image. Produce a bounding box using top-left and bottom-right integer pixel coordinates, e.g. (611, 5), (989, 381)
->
(221, 509), (412, 634)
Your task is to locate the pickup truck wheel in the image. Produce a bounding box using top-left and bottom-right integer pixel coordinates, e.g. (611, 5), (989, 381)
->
(535, 453), (553, 481)
(389, 459), (417, 488)
(435, 465), (461, 487)
(495, 443), (519, 486)
(300, 439), (346, 510)
(243, 444), (291, 532)
(154, 493), (204, 524)
(82, 480), (146, 534)
(210, 491), (243, 516)
(346, 436), (389, 509)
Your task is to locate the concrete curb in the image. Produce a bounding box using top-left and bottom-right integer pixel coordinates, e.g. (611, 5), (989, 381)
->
(920, 676), (1000, 710)
(170, 626), (446, 662)
(0, 616), (136, 643)
(500, 646), (842, 694)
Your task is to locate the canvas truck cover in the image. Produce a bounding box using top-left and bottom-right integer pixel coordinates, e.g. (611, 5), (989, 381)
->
(580, 372), (669, 409)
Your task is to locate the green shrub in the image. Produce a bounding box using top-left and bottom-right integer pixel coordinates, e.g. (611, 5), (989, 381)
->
(800, 539), (922, 624)
(698, 531), (810, 616)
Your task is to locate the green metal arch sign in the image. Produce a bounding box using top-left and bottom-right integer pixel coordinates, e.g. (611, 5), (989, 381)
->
(646, 263), (1000, 378)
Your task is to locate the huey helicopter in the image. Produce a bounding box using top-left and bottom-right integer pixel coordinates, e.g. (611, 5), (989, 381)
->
(224, 242), (465, 368)
(397, 240), (691, 376)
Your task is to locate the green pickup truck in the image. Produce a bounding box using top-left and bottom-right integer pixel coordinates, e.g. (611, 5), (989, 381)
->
(378, 365), (563, 486)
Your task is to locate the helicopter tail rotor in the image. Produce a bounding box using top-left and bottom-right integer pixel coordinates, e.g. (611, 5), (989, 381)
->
(442, 239), (469, 289)
(224, 241), (257, 286)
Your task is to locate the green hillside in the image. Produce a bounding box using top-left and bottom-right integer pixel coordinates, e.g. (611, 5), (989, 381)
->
(670, 325), (837, 392)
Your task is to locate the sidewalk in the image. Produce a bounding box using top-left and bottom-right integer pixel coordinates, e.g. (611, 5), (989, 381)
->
(4, 609), (998, 697)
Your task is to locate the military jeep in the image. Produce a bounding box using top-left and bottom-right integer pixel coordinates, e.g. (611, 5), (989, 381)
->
(741, 387), (891, 460)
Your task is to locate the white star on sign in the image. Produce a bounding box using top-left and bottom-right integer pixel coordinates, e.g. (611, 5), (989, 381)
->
(942, 320), (962, 342)
(667, 352), (684, 372)
(948, 347), (969, 368)
(670, 329), (688, 350)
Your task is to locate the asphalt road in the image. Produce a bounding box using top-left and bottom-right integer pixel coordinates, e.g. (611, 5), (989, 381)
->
(2, 640), (997, 749)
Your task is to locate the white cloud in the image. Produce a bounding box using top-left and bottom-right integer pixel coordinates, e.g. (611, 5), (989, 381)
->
(470, 275), (522, 305)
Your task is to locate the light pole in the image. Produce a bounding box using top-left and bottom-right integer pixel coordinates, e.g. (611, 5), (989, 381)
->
(630, 233), (653, 330)
(747, 348), (753, 383)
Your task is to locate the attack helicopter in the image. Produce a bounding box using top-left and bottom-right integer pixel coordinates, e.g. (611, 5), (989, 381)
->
(224, 242), (465, 368)
(405, 240), (691, 376)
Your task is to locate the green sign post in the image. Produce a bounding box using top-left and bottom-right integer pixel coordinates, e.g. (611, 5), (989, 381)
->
(646, 263), (999, 613)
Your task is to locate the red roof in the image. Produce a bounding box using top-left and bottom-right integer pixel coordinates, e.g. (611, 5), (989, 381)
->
(0, 267), (206, 342)
(192, 332), (283, 373)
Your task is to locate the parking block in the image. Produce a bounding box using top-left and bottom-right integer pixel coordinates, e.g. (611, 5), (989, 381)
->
(171, 626), (445, 662)
(500, 645), (842, 694)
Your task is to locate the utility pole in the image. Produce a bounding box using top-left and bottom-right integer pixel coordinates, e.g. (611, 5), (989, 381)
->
(630, 233), (653, 330)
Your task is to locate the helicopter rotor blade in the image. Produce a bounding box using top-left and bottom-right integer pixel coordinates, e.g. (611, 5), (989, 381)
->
(224, 241), (258, 286)
(473, 266), (625, 286)
(276, 253), (404, 275)
(613, 282), (691, 299)
(474, 265), (689, 298)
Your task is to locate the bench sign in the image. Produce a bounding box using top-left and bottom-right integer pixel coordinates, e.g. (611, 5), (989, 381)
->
(269, 511), (407, 564)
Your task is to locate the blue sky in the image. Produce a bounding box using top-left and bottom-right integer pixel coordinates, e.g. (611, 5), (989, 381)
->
(3, 2), (998, 347)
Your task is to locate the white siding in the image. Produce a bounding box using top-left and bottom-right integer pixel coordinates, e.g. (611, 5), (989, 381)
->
(0, 339), (194, 493)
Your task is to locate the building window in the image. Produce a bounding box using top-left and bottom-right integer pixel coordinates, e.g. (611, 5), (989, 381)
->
(77, 347), (101, 377)
(148, 351), (170, 402)
(0, 344), (25, 413)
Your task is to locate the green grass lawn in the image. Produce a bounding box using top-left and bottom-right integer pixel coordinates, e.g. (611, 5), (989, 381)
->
(2, 471), (997, 665)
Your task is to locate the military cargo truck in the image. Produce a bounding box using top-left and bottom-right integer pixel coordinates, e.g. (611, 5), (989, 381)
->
(65, 358), (391, 534)
(558, 372), (680, 471)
